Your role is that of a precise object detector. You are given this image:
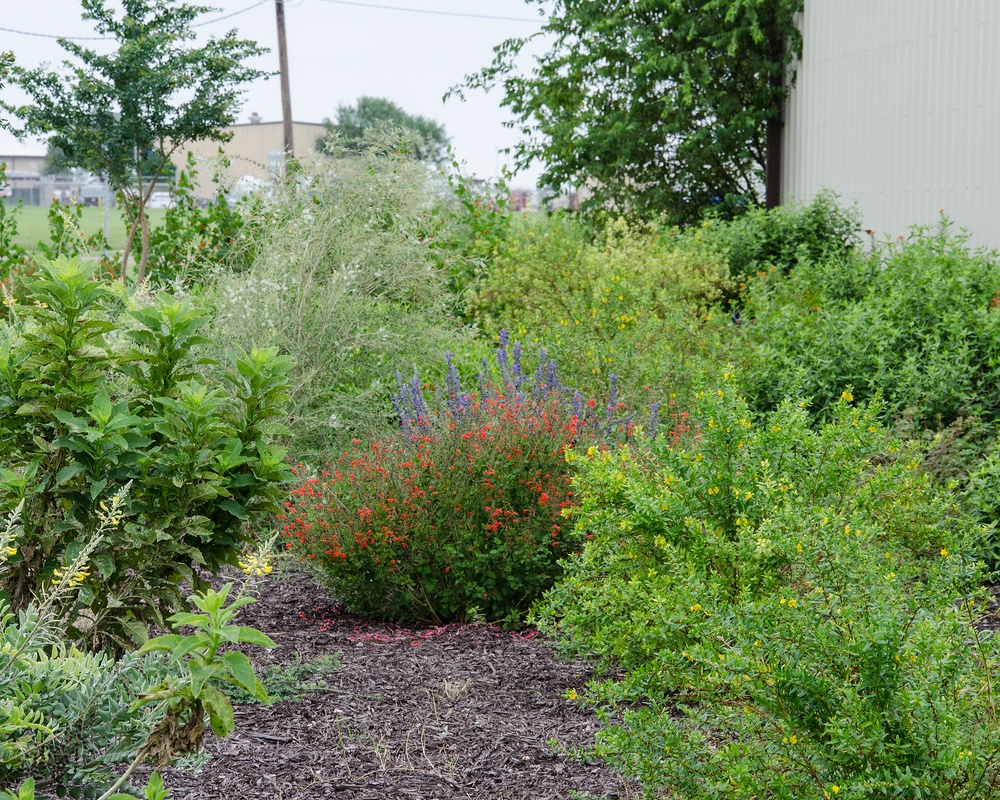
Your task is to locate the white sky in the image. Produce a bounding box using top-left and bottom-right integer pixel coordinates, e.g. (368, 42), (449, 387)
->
(0, 0), (550, 186)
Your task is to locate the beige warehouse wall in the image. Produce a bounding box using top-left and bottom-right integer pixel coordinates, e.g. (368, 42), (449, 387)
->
(782, 1), (1000, 249)
(172, 121), (327, 196)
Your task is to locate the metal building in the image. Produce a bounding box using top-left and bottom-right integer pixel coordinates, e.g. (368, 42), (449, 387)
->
(781, 1), (1000, 249)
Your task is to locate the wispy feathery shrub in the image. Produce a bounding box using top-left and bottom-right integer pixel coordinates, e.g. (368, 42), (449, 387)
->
(210, 145), (477, 461)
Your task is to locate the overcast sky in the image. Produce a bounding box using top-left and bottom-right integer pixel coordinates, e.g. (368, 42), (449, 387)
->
(0, 0), (550, 186)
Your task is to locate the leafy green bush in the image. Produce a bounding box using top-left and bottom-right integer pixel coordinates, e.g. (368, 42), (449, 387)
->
(741, 217), (1000, 431)
(465, 214), (737, 406)
(211, 148), (477, 460)
(138, 154), (246, 287)
(712, 189), (861, 281)
(534, 377), (997, 797)
(0, 256), (290, 646)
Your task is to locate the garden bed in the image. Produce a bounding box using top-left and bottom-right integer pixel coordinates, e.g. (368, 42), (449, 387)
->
(153, 568), (635, 800)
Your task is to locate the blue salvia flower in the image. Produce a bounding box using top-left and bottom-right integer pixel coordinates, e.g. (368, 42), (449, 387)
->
(546, 361), (560, 393)
(410, 368), (428, 423)
(498, 329), (510, 348)
(444, 351), (463, 416)
(648, 401), (660, 438)
(512, 341), (524, 390)
(532, 349), (548, 402)
(495, 340), (513, 390)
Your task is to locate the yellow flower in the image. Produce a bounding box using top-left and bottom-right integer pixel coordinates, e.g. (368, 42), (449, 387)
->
(841, 391), (853, 402)
(831, 787), (840, 795)
(787, 599), (797, 609)
(564, 688), (578, 701)
(940, 548), (949, 558)
(690, 603), (702, 612)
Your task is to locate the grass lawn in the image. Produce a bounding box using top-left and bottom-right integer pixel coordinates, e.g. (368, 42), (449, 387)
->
(5, 204), (167, 250)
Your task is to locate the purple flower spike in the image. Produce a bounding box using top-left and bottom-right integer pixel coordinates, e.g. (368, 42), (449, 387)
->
(410, 368), (428, 424)
(444, 351), (463, 415)
(648, 401), (660, 437)
(512, 341), (524, 388)
(532, 349), (548, 402)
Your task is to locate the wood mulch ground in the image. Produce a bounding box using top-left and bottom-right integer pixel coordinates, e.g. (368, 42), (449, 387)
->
(153, 568), (640, 800)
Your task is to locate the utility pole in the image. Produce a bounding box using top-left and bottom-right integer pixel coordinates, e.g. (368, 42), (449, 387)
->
(275, 0), (294, 164)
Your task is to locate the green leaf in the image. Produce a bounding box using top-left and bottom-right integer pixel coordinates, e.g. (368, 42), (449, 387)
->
(143, 771), (170, 800)
(222, 650), (266, 699)
(187, 662), (218, 699)
(122, 617), (149, 647)
(90, 553), (115, 579)
(237, 627), (276, 649)
(219, 499), (247, 520)
(200, 684), (235, 738)
(137, 633), (184, 653)
(55, 462), (87, 486)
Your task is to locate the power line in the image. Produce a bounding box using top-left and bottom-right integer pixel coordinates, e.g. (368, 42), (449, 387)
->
(0, 25), (107, 41)
(312, 0), (540, 23)
(193, 0), (273, 27)
(0, 0), (272, 42)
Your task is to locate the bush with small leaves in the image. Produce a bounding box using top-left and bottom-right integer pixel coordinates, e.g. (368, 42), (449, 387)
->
(534, 377), (999, 798)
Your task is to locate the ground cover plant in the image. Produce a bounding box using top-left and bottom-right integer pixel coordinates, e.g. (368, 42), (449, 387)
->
(281, 333), (645, 625)
(0, 498), (277, 799)
(533, 377), (1000, 798)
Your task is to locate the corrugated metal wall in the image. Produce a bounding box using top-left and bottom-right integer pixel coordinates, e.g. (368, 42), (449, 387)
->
(782, 1), (1000, 248)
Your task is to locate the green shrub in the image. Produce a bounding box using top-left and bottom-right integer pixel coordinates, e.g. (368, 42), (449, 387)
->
(0, 495), (170, 798)
(712, 189), (861, 281)
(211, 148), (477, 461)
(741, 217), (1000, 431)
(0, 256), (290, 646)
(138, 154), (246, 287)
(0, 495), (276, 799)
(534, 377), (996, 797)
(465, 214), (737, 407)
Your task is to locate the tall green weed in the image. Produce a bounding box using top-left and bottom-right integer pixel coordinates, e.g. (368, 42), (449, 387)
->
(740, 217), (1000, 430)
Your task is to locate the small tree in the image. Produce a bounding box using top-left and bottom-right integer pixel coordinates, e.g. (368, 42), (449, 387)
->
(318, 96), (451, 164)
(454, 0), (802, 223)
(0, 51), (12, 132)
(8, 0), (266, 285)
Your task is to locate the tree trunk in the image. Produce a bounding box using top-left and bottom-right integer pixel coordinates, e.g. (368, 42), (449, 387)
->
(765, 29), (785, 209)
(136, 207), (151, 288)
(120, 212), (139, 285)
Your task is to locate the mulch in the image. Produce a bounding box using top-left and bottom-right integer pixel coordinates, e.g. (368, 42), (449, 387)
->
(152, 568), (638, 800)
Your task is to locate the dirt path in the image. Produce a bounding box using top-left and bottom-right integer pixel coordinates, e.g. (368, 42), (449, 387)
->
(154, 569), (637, 800)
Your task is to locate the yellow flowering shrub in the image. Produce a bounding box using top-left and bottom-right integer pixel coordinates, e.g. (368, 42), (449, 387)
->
(534, 379), (997, 797)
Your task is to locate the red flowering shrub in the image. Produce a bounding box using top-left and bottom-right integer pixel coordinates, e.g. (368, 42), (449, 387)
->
(281, 392), (599, 624)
